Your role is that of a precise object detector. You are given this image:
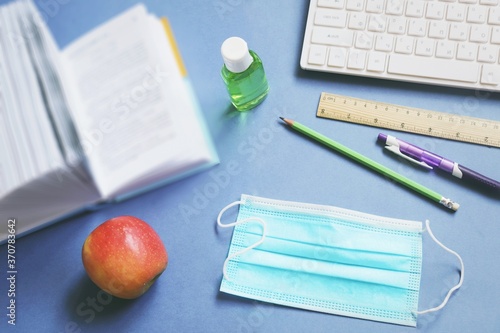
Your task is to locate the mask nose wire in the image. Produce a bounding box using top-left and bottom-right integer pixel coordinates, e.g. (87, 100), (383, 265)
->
(414, 219), (465, 316)
(217, 200), (267, 281)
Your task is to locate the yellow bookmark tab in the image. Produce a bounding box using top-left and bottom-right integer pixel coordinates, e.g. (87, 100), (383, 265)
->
(161, 17), (187, 77)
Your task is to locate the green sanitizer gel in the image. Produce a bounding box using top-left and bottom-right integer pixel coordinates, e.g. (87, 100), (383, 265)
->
(221, 37), (269, 111)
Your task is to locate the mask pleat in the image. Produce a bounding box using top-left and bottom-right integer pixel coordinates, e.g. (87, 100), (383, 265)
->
(236, 232), (419, 273)
(226, 243), (419, 290)
(240, 208), (421, 257)
(222, 258), (419, 325)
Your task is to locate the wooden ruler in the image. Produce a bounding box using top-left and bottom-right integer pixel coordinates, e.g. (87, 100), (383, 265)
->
(317, 92), (500, 148)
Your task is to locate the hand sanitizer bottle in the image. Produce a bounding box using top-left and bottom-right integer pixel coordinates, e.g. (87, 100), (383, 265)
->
(220, 37), (269, 111)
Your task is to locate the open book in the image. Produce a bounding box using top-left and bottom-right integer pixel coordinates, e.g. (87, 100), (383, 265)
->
(0, 1), (218, 242)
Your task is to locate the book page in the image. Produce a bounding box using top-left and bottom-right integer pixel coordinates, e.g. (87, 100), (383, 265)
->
(0, 0), (102, 240)
(62, 4), (216, 199)
(19, 0), (84, 167)
(0, 1), (66, 198)
(0, 162), (101, 243)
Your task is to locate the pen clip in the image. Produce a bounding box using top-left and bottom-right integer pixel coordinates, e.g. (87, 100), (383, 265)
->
(384, 145), (433, 170)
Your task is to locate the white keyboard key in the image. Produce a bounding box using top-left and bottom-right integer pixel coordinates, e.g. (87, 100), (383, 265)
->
(436, 40), (457, 58)
(488, 7), (500, 25)
(308, 45), (327, 65)
(395, 36), (415, 54)
(460, 0), (478, 3)
(416, 39), (435, 56)
(467, 6), (487, 23)
(457, 43), (478, 60)
(388, 54), (479, 82)
(388, 17), (407, 34)
(478, 44), (498, 62)
(492, 26), (500, 43)
(481, 64), (500, 85)
(346, 0), (365, 11)
(408, 19), (427, 36)
(375, 34), (394, 51)
(315, 8), (348, 27)
(449, 23), (469, 40)
(367, 52), (387, 71)
(406, 0), (425, 18)
(366, 0), (384, 13)
(447, 4), (467, 21)
(312, 27), (354, 46)
(470, 25), (490, 42)
(386, 0), (405, 16)
(328, 47), (348, 67)
(318, 0), (346, 9)
(355, 31), (375, 49)
(426, 2), (445, 19)
(347, 49), (367, 69)
(480, 0), (498, 5)
(428, 21), (449, 39)
(349, 12), (368, 29)
(368, 15), (387, 32)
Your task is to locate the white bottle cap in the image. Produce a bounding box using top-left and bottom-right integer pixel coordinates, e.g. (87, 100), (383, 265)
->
(221, 37), (254, 73)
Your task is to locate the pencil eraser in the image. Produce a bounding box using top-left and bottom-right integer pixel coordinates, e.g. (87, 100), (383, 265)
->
(440, 198), (460, 211)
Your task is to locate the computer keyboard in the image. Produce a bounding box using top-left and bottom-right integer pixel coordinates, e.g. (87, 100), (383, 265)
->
(300, 0), (500, 91)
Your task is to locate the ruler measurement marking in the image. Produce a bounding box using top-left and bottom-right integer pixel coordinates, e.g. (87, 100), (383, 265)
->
(317, 93), (500, 148)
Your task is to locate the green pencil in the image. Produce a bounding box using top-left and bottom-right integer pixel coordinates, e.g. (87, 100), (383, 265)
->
(280, 117), (459, 211)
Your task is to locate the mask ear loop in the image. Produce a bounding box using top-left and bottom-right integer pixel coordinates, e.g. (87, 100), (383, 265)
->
(217, 200), (267, 282)
(415, 219), (464, 316)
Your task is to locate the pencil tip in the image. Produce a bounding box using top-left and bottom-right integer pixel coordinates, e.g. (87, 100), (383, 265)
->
(280, 117), (294, 126)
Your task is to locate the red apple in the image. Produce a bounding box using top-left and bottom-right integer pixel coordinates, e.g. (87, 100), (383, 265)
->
(81, 216), (168, 299)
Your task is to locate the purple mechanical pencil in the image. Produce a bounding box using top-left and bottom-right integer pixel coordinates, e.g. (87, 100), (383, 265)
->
(378, 133), (500, 192)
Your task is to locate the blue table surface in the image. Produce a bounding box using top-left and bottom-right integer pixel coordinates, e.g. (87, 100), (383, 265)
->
(1, 0), (499, 332)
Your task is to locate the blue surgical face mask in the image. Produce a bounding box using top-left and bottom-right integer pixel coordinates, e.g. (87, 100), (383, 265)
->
(217, 194), (464, 327)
